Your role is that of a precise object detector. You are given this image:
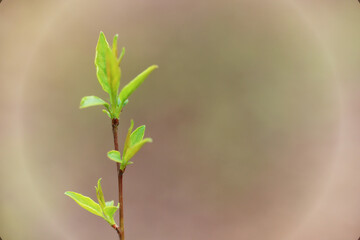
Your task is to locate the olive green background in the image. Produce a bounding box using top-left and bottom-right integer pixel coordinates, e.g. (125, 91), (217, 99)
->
(1, 0), (360, 239)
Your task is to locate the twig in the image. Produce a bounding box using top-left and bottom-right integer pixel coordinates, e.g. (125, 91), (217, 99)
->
(112, 118), (125, 240)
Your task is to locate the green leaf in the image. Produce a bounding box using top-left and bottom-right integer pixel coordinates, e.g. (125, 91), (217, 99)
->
(79, 96), (109, 109)
(130, 125), (145, 147)
(105, 200), (114, 207)
(123, 138), (153, 166)
(123, 120), (134, 156)
(95, 32), (112, 93)
(107, 150), (121, 163)
(112, 34), (118, 57)
(103, 204), (119, 225)
(122, 99), (129, 108)
(102, 109), (112, 118)
(117, 99), (129, 114)
(118, 47), (125, 64)
(95, 178), (105, 209)
(113, 106), (122, 119)
(65, 191), (103, 217)
(119, 65), (158, 103)
(106, 47), (121, 106)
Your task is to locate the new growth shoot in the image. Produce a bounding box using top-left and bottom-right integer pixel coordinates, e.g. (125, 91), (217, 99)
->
(65, 32), (158, 240)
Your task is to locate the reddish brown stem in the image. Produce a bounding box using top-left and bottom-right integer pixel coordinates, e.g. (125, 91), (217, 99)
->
(112, 224), (121, 235)
(112, 118), (125, 240)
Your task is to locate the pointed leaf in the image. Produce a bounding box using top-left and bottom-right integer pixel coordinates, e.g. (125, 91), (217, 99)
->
(118, 47), (125, 64)
(95, 32), (111, 93)
(117, 99), (129, 114)
(103, 204), (119, 225)
(106, 201), (114, 207)
(106, 47), (121, 105)
(65, 191), (103, 217)
(113, 105), (122, 119)
(119, 65), (158, 102)
(130, 125), (145, 147)
(124, 138), (153, 163)
(80, 96), (109, 109)
(102, 109), (112, 118)
(112, 34), (118, 57)
(122, 99), (129, 108)
(123, 120), (134, 156)
(107, 150), (122, 163)
(95, 178), (105, 209)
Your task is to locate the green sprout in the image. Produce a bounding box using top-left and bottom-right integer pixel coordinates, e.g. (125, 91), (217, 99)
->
(65, 32), (157, 240)
(65, 179), (119, 226)
(79, 32), (158, 119)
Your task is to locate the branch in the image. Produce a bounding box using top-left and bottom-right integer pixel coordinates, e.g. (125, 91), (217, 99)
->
(112, 118), (125, 240)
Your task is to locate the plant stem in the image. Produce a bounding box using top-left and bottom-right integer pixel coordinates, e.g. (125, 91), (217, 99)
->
(112, 118), (125, 240)
(112, 224), (121, 235)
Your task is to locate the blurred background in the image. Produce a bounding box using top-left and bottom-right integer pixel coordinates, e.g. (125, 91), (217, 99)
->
(1, 0), (360, 239)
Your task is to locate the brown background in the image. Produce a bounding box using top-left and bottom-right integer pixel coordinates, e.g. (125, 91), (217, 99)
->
(1, 0), (360, 239)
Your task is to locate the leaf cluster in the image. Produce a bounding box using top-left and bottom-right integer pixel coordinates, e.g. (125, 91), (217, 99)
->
(65, 32), (156, 229)
(65, 179), (119, 226)
(108, 120), (152, 171)
(79, 32), (158, 119)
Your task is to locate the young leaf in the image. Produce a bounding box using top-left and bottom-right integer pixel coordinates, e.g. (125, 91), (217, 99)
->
(113, 106), (122, 119)
(122, 99), (129, 108)
(118, 47), (125, 64)
(116, 99), (129, 114)
(119, 65), (158, 103)
(119, 161), (134, 171)
(105, 200), (114, 207)
(102, 109), (112, 118)
(130, 125), (145, 147)
(103, 204), (119, 225)
(80, 96), (109, 109)
(106, 47), (121, 106)
(107, 150), (122, 163)
(95, 178), (105, 209)
(65, 191), (103, 217)
(123, 120), (134, 156)
(123, 138), (153, 163)
(95, 32), (112, 93)
(112, 34), (118, 57)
